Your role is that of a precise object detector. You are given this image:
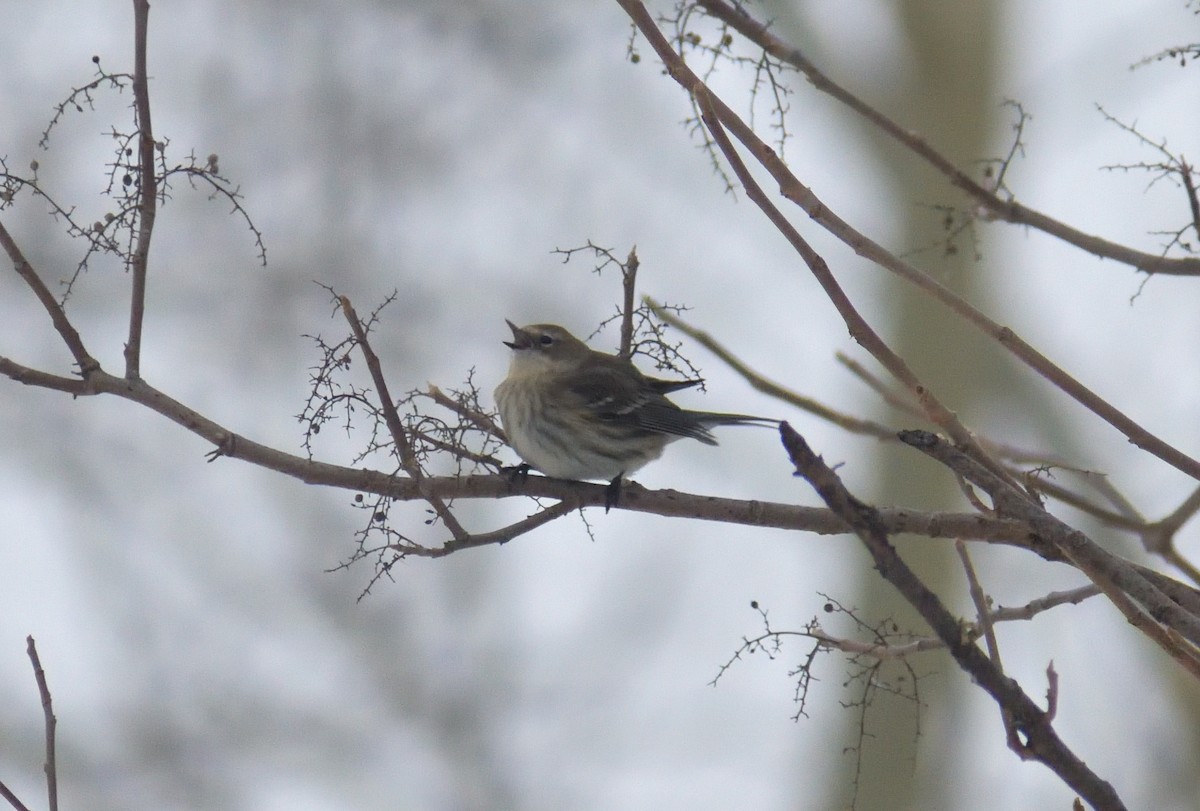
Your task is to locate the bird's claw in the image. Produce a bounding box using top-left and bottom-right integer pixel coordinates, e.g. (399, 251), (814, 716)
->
(501, 463), (533, 485)
(604, 474), (624, 513)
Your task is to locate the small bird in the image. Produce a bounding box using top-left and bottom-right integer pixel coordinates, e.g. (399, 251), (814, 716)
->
(494, 320), (778, 506)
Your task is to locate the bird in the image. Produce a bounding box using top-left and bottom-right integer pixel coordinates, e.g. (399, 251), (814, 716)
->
(494, 320), (778, 507)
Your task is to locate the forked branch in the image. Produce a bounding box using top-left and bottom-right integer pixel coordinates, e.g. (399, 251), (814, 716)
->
(781, 421), (1125, 810)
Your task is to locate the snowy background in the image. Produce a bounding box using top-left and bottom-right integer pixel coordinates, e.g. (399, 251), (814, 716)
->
(2, 2), (1199, 809)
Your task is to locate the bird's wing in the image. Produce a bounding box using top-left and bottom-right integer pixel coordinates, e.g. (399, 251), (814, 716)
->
(629, 400), (716, 444)
(563, 363), (650, 416)
(563, 364), (716, 444)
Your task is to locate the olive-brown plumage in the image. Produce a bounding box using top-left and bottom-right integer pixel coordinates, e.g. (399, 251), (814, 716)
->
(494, 320), (776, 483)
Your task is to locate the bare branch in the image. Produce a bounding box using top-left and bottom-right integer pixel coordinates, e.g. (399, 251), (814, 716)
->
(620, 0), (1200, 486)
(779, 420), (1126, 810)
(0, 781), (32, 811)
(0, 222), (98, 375)
(652, 301), (1150, 531)
(339, 296), (468, 542)
(991, 585), (1101, 622)
(694, 0), (1200, 276)
(645, 320), (1165, 545)
(958, 540), (1029, 756)
(685, 80), (1028, 496)
(26, 637), (57, 811)
(736, 585), (1102, 665)
(425, 384), (506, 446)
(620, 246), (638, 358)
(899, 429), (1200, 676)
(835, 353), (925, 423)
(1045, 661), (1059, 724)
(398, 501), (579, 557)
(124, 0), (156, 379)
(957, 541), (1003, 671)
(37, 55), (133, 149)
(647, 298), (899, 440)
(1142, 486), (1200, 586)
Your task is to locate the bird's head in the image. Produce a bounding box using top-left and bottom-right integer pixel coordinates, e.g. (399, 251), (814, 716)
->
(503, 320), (592, 373)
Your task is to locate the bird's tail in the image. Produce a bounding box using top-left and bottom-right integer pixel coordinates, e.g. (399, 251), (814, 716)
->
(686, 411), (780, 445)
(693, 411), (780, 429)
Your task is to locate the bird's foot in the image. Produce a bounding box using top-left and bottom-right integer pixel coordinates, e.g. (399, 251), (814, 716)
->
(501, 463), (532, 485)
(604, 474), (625, 513)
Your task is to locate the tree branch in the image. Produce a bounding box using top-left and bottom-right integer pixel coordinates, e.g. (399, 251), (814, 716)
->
(340, 296), (468, 542)
(26, 637), (57, 811)
(0, 781), (31, 811)
(124, 0), (156, 379)
(687, 81), (1028, 496)
(0, 222), (98, 375)
(899, 429), (1200, 677)
(694, 0), (1200, 276)
(617, 0), (1200, 485)
(1, 351), (1056, 554)
(780, 421), (1126, 810)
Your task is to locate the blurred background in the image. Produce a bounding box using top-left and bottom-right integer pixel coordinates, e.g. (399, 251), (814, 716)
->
(2, 1), (1199, 809)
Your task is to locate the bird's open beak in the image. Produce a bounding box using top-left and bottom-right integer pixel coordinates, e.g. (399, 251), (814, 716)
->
(503, 319), (535, 350)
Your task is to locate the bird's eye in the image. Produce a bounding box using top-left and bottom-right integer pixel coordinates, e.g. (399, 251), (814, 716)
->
(539, 334), (554, 346)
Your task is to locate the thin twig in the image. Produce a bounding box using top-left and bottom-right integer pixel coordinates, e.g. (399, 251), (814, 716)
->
(957, 540), (1002, 671)
(686, 80), (1027, 496)
(695, 0), (1200, 277)
(425, 385), (505, 442)
(340, 297), (468, 542)
(124, 0), (156, 379)
(647, 299), (898, 438)
(991, 585), (1101, 622)
(1143, 485), (1200, 585)
(779, 420), (1126, 809)
(781, 624), (948, 661)
(26, 637), (57, 811)
(0, 222), (98, 375)
(768, 583), (1101, 661)
(835, 353), (924, 422)
(397, 501), (579, 557)
(899, 429), (1200, 675)
(1180, 158), (1200, 240)
(958, 540), (1026, 754)
(0, 781), (32, 811)
(621, 0), (1200, 486)
(619, 247), (638, 358)
(1045, 661), (1059, 723)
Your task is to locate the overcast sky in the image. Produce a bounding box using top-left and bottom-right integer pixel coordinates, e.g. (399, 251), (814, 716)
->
(2, 2), (1199, 810)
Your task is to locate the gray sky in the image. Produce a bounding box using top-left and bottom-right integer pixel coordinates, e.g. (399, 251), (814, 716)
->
(2, 2), (1199, 809)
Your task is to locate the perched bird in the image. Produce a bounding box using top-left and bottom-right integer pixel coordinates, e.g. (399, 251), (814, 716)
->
(494, 320), (778, 505)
